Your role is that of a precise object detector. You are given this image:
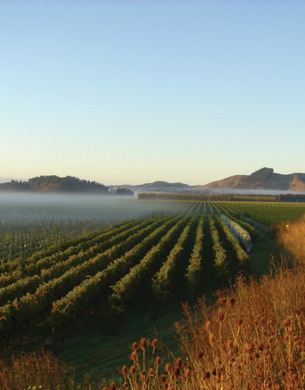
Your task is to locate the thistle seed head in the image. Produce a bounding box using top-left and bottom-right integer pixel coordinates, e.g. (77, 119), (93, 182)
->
(217, 310), (224, 322)
(140, 338), (148, 350)
(176, 357), (183, 368)
(155, 356), (161, 365)
(184, 368), (191, 378)
(151, 338), (158, 347)
(130, 351), (137, 361)
(237, 319), (243, 327)
(165, 363), (171, 372)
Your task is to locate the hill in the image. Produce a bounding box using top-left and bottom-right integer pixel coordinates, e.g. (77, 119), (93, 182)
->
(0, 175), (109, 194)
(195, 174), (246, 189)
(113, 181), (191, 193)
(198, 167), (305, 192)
(2, 169), (305, 195)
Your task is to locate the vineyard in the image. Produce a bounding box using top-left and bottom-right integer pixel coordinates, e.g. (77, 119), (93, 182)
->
(1, 199), (305, 347)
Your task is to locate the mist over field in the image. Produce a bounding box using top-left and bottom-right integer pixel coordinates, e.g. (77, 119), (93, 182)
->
(0, 193), (176, 225)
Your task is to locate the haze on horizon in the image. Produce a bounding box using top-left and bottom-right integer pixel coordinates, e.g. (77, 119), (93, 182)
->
(1, 1), (304, 186)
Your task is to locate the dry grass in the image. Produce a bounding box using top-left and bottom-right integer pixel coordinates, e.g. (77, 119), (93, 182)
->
(175, 268), (305, 389)
(0, 351), (76, 390)
(276, 214), (305, 266)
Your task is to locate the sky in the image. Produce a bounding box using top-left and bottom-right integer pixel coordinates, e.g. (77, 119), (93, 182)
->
(1, 1), (304, 186)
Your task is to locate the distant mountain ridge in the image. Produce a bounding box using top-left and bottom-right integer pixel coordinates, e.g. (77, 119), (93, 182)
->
(113, 181), (190, 194)
(1, 168), (305, 195)
(115, 168), (305, 194)
(198, 168), (305, 192)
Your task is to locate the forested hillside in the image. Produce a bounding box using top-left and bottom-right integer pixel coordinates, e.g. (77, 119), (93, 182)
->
(0, 176), (109, 194)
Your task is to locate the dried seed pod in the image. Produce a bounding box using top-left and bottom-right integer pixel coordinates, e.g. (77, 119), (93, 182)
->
(284, 317), (291, 327)
(176, 357), (183, 368)
(140, 338), (148, 350)
(130, 351), (137, 361)
(151, 338), (158, 347)
(237, 319), (243, 327)
(165, 363), (171, 372)
(217, 310), (224, 322)
(173, 368), (180, 378)
(155, 356), (161, 365)
(184, 368), (191, 378)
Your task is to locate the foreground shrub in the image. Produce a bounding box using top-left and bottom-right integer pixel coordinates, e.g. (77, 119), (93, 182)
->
(176, 268), (305, 389)
(0, 351), (75, 390)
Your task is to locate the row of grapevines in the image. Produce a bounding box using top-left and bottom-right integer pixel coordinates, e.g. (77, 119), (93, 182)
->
(215, 203), (258, 240)
(220, 214), (253, 252)
(0, 220), (101, 264)
(193, 202), (202, 215)
(48, 216), (182, 329)
(36, 217), (155, 282)
(185, 202), (198, 215)
(0, 227), (104, 272)
(0, 219), (138, 285)
(185, 216), (205, 291)
(207, 202), (216, 215)
(109, 216), (191, 314)
(209, 216), (228, 278)
(151, 216), (197, 302)
(0, 218), (158, 305)
(217, 216), (249, 269)
(0, 217), (176, 336)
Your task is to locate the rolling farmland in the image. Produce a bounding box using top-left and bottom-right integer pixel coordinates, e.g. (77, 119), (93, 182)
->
(0, 198), (305, 345)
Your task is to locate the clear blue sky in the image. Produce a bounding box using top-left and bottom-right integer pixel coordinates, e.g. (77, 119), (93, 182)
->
(1, 0), (304, 185)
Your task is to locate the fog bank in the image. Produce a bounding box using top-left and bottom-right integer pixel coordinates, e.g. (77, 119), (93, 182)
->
(0, 193), (176, 225)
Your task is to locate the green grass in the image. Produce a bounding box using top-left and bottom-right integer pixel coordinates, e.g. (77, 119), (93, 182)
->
(248, 231), (277, 278)
(57, 302), (184, 385)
